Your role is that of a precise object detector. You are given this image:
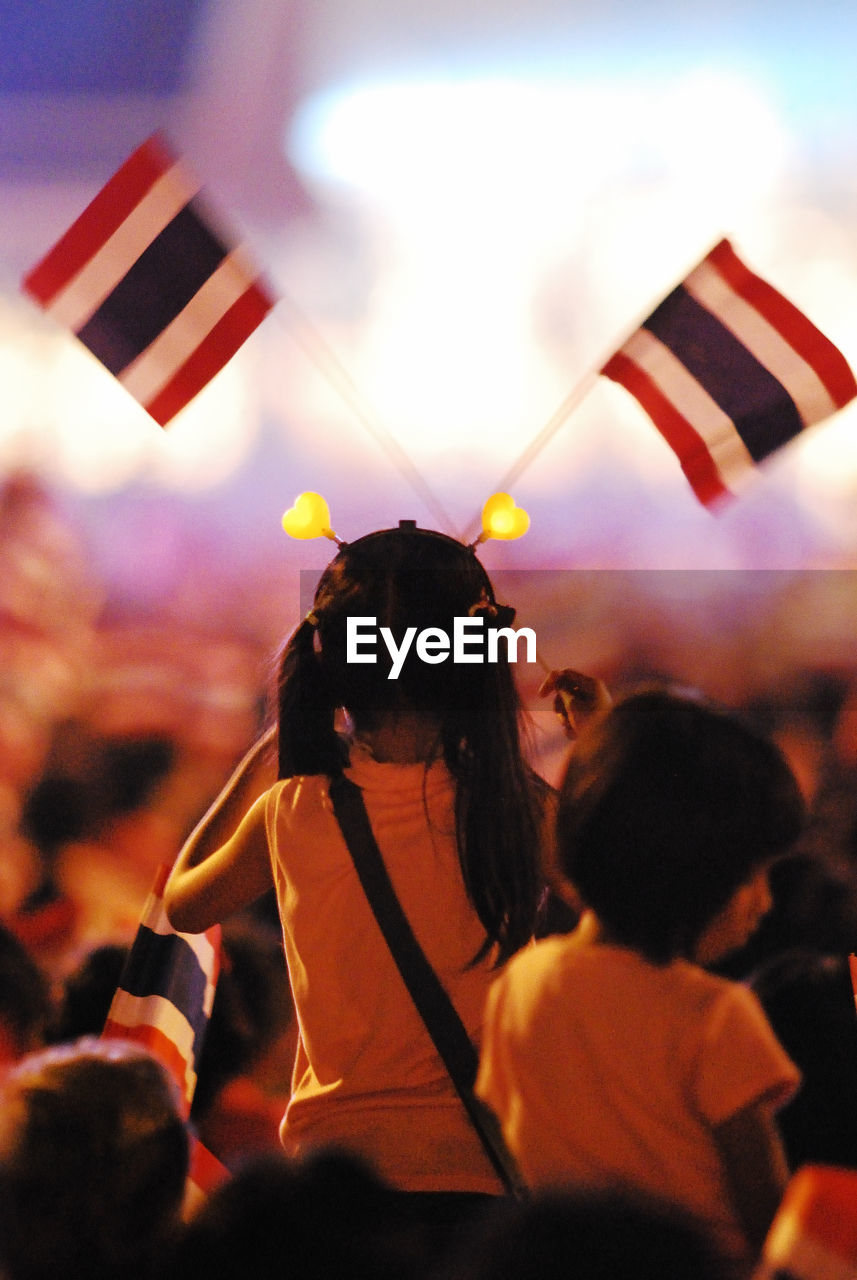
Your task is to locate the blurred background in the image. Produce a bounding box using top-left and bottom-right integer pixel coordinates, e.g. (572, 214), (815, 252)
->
(3, 0), (857, 961)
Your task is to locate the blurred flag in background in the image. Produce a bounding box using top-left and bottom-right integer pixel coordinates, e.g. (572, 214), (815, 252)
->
(22, 133), (275, 427)
(602, 238), (857, 506)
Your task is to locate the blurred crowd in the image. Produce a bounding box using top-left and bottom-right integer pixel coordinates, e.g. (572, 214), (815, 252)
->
(4, 469), (857, 1279)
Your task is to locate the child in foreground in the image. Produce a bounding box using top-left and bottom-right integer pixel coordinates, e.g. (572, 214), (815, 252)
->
(476, 687), (805, 1277)
(164, 522), (550, 1234)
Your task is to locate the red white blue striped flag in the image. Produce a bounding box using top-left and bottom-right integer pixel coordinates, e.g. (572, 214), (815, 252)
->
(102, 863), (221, 1118)
(101, 864), (228, 1200)
(601, 239), (857, 506)
(22, 133), (275, 427)
(185, 1136), (230, 1206)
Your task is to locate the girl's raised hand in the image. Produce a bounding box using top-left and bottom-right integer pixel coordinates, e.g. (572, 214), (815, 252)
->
(538, 669), (612, 740)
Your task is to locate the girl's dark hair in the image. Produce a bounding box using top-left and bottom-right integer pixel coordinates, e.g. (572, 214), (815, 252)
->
(557, 687), (806, 964)
(276, 523), (543, 962)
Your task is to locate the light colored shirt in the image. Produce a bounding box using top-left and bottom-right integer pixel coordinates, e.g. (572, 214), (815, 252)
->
(476, 933), (799, 1261)
(264, 748), (504, 1192)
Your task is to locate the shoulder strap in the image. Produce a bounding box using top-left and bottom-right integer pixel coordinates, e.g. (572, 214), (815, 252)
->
(328, 772), (526, 1198)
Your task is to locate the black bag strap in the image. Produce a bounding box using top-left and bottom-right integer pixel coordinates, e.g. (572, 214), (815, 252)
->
(328, 771), (527, 1198)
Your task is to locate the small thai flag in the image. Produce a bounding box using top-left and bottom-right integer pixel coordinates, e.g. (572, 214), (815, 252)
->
(754, 1165), (857, 1280)
(185, 1134), (230, 1206)
(101, 864), (229, 1202)
(102, 864), (221, 1118)
(601, 239), (857, 506)
(22, 133), (275, 427)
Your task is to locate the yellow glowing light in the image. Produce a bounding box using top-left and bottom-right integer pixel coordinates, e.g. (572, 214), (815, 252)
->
(281, 491), (338, 540)
(479, 492), (530, 542)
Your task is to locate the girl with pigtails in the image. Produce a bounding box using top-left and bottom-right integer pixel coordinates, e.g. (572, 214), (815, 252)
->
(165, 520), (587, 1231)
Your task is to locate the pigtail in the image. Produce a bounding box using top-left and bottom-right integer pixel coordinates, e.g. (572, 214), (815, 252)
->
(448, 657), (543, 965)
(276, 616), (341, 777)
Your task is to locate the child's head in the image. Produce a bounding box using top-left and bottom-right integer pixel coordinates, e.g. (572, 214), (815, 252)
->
(276, 521), (542, 962)
(557, 687), (805, 964)
(277, 521), (521, 775)
(0, 1037), (188, 1280)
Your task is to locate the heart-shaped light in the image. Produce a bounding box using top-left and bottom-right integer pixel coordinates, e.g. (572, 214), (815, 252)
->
(281, 492), (337, 541)
(480, 492), (530, 541)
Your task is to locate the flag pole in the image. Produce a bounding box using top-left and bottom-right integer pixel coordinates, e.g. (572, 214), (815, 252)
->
(463, 245), (720, 660)
(272, 293), (462, 539)
(485, 367), (601, 500)
(462, 364), (604, 545)
(463, 238), (728, 542)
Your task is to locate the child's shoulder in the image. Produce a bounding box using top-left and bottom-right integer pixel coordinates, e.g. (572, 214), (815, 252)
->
(497, 935), (756, 1014)
(495, 931), (586, 992)
(263, 773), (333, 818)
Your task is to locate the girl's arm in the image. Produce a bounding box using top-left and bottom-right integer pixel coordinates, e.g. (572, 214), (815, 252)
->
(715, 1098), (791, 1259)
(164, 727), (278, 933)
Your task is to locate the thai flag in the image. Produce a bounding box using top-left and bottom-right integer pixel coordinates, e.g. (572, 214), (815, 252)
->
(22, 133), (275, 427)
(185, 1135), (230, 1206)
(101, 864), (228, 1200)
(754, 1165), (857, 1280)
(102, 864), (221, 1119)
(601, 239), (857, 506)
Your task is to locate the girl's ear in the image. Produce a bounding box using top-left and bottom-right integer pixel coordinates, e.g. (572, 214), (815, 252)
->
(693, 866), (773, 967)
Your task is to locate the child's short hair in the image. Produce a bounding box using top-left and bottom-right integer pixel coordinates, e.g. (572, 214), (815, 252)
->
(556, 687), (805, 963)
(0, 1038), (189, 1280)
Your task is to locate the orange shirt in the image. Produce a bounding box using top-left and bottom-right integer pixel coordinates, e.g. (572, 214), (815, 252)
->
(263, 749), (504, 1193)
(476, 935), (800, 1267)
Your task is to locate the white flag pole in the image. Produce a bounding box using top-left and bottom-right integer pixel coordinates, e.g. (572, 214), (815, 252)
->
(463, 238), (726, 543)
(272, 293), (461, 539)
